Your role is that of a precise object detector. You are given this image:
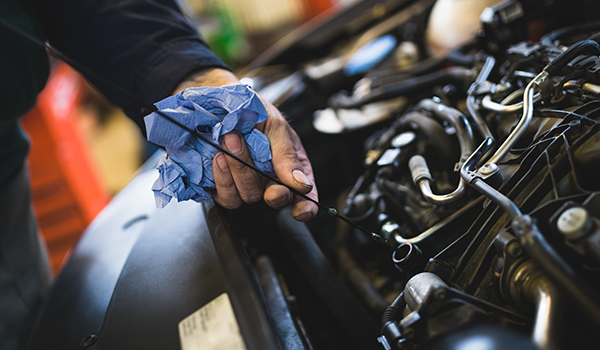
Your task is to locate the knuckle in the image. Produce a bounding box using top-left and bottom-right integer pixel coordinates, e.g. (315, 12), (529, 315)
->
(226, 157), (246, 171)
(240, 189), (264, 204)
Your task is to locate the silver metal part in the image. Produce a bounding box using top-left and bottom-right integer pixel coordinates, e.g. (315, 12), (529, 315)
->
(485, 71), (549, 165)
(466, 56), (495, 141)
(404, 272), (447, 311)
(508, 260), (563, 350)
(513, 70), (537, 79)
(377, 149), (401, 166)
(381, 221), (404, 245)
(417, 179), (465, 206)
(582, 82), (600, 95)
(408, 99), (476, 205)
(417, 99), (475, 163)
(391, 131), (416, 148)
(409, 155), (467, 205)
(557, 207), (593, 240)
(532, 277), (562, 350)
(409, 155), (432, 184)
(480, 91), (542, 114)
(478, 163), (499, 176)
(564, 80), (600, 95)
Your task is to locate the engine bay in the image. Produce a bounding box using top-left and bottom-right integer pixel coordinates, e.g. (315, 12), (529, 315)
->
(239, 1), (600, 349)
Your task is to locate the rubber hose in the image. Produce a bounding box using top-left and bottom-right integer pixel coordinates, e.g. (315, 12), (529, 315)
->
(380, 292), (405, 331)
(337, 248), (390, 315)
(541, 20), (600, 45)
(544, 40), (600, 75)
(398, 112), (457, 166)
(331, 67), (473, 108)
(365, 67), (473, 104)
(276, 209), (380, 347)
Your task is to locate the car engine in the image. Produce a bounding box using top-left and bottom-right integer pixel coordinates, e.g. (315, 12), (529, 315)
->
(241, 1), (600, 349)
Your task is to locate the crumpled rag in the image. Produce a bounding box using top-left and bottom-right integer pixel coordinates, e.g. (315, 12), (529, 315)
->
(144, 84), (274, 208)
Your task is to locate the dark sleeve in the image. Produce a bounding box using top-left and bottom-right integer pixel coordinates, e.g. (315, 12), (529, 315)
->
(34, 0), (230, 131)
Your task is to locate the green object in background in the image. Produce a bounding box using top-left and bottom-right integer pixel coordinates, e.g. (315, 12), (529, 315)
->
(204, 3), (247, 67)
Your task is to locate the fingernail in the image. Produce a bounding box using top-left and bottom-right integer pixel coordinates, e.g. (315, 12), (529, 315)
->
(216, 154), (228, 171)
(292, 169), (312, 188)
(294, 212), (314, 222)
(224, 133), (242, 154)
(269, 195), (290, 208)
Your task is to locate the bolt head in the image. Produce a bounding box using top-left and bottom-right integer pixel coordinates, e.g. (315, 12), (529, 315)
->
(479, 163), (499, 176)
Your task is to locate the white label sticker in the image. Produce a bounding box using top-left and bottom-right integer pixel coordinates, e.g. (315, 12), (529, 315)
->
(179, 293), (247, 350)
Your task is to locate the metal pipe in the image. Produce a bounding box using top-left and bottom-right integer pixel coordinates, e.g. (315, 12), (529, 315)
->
(416, 99), (476, 163)
(409, 154), (467, 206)
(467, 96), (494, 140)
(417, 178), (465, 205)
(531, 278), (562, 350)
(408, 99), (475, 205)
(564, 80), (600, 95)
(481, 92), (542, 114)
(513, 70), (537, 79)
(582, 82), (600, 95)
(460, 137), (523, 219)
(502, 88), (526, 104)
(507, 260), (563, 350)
(467, 56), (495, 141)
(485, 71), (549, 165)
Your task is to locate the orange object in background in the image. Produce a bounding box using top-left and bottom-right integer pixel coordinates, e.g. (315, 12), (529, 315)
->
(21, 63), (110, 274)
(302, 0), (334, 20)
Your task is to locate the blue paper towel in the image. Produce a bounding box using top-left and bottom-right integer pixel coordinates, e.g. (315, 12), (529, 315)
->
(144, 84), (275, 208)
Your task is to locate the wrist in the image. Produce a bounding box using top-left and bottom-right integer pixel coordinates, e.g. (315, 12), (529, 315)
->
(172, 68), (240, 94)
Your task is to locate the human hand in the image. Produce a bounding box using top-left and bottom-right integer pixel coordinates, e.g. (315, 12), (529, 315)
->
(172, 68), (318, 221)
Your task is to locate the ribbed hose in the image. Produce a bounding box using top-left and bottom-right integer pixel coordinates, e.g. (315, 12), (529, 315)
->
(541, 20), (600, 45)
(544, 40), (600, 76)
(380, 292), (405, 331)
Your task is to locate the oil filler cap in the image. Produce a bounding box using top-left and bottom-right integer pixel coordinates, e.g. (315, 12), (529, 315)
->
(557, 207), (593, 240)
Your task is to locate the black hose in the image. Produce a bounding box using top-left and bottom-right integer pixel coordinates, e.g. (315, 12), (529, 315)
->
(544, 40), (600, 76)
(447, 50), (475, 67)
(276, 209), (380, 347)
(381, 291), (405, 331)
(416, 99), (476, 163)
(399, 112), (457, 165)
(337, 248), (390, 315)
(330, 67), (473, 109)
(541, 20), (600, 46)
(368, 47), (475, 88)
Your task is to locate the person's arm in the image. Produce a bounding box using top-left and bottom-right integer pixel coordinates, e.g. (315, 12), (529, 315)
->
(35, 0), (318, 220)
(35, 0), (229, 131)
(173, 68), (318, 221)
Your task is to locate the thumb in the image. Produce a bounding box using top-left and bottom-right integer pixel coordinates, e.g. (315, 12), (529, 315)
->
(267, 116), (313, 193)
